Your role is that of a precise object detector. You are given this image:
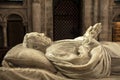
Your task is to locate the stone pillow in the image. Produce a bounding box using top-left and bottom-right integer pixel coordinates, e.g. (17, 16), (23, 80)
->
(2, 44), (57, 73)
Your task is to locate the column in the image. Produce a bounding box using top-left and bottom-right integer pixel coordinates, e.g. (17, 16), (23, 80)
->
(84, 0), (93, 30)
(93, 0), (99, 24)
(32, 0), (41, 32)
(99, 0), (110, 41)
(45, 0), (53, 39)
(2, 22), (7, 47)
(23, 21), (28, 32)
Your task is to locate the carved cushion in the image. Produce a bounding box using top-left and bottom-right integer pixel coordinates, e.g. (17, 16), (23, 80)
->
(2, 44), (57, 73)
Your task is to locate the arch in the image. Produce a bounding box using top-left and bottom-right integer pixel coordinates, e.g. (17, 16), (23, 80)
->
(4, 12), (27, 23)
(7, 14), (23, 21)
(7, 14), (26, 47)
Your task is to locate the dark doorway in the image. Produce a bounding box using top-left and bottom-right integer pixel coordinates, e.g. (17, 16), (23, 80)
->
(7, 14), (26, 48)
(53, 0), (83, 40)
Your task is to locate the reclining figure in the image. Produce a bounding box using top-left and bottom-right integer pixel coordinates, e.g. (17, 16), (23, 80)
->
(1, 23), (120, 80)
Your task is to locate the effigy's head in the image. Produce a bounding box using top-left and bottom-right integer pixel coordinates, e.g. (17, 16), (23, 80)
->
(23, 32), (52, 52)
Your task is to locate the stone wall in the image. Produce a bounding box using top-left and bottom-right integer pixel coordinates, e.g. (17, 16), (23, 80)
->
(32, 0), (117, 41)
(32, 0), (53, 39)
(84, 0), (113, 41)
(0, 0), (31, 47)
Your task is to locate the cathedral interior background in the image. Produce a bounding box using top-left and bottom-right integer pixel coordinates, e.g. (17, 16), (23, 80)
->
(0, 0), (120, 64)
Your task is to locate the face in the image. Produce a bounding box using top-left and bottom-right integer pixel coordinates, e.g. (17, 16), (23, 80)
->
(23, 32), (52, 52)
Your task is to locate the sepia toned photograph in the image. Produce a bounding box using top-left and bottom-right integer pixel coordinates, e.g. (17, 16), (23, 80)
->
(0, 0), (120, 80)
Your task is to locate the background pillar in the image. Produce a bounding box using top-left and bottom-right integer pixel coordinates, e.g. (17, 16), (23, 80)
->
(32, 0), (41, 32)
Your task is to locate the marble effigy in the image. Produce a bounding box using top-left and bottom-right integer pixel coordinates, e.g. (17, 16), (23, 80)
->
(0, 23), (120, 80)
